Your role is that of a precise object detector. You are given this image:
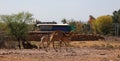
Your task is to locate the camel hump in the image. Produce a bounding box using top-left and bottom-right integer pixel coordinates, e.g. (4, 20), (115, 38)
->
(54, 30), (66, 36)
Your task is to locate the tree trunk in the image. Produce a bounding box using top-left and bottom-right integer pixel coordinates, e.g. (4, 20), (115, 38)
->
(21, 38), (26, 49)
(18, 39), (21, 49)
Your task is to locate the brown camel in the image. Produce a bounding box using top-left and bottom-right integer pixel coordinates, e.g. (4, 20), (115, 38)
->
(39, 30), (74, 52)
(39, 34), (50, 49)
(46, 30), (72, 52)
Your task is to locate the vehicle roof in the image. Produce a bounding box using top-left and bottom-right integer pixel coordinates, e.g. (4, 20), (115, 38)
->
(36, 24), (69, 26)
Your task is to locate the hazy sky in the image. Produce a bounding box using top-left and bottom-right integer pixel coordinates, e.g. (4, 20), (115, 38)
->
(0, 0), (120, 23)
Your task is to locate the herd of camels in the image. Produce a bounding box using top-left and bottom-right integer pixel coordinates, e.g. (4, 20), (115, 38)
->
(39, 30), (74, 52)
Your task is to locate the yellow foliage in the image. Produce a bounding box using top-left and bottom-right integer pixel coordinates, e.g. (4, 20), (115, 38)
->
(92, 15), (113, 34)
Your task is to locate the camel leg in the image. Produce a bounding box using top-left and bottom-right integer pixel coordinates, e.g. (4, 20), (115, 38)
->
(58, 40), (62, 52)
(65, 40), (74, 52)
(39, 38), (44, 49)
(53, 41), (58, 52)
(45, 39), (53, 52)
(39, 39), (46, 51)
(62, 40), (72, 52)
(63, 41), (68, 51)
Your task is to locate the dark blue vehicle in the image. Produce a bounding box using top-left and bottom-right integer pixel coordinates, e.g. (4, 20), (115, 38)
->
(36, 24), (74, 32)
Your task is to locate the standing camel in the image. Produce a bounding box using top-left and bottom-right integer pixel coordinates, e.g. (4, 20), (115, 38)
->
(46, 30), (72, 52)
(39, 30), (73, 52)
(39, 34), (50, 49)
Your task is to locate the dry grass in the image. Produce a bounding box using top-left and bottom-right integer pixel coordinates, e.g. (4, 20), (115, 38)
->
(70, 40), (120, 49)
(0, 40), (120, 61)
(30, 40), (120, 50)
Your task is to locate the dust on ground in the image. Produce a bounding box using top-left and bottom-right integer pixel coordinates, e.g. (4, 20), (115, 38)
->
(0, 48), (120, 61)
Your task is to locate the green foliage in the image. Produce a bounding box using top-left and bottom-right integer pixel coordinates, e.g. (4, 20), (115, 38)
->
(112, 9), (120, 23)
(0, 12), (33, 48)
(112, 9), (120, 36)
(91, 20), (98, 34)
(0, 22), (7, 32)
(61, 18), (67, 24)
(1, 12), (33, 38)
(93, 15), (113, 35)
(68, 20), (83, 33)
(82, 24), (91, 34)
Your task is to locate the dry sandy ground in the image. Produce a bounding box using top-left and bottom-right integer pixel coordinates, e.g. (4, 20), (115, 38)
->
(0, 41), (120, 61)
(0, 48), (120, 61)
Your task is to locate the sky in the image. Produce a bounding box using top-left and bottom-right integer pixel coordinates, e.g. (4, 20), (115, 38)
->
(0, 0), (120, 23)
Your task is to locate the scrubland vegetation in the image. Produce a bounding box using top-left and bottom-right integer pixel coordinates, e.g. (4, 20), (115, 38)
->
(0, 9), (120, 61)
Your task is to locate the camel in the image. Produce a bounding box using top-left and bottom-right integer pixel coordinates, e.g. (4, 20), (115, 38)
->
(46, 30), (73, 52)
(39, 30), (74, 52)
(58, 35), (72, 51)
(39, 34), (50, 49)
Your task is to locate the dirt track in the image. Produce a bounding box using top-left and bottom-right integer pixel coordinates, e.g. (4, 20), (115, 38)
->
(0, 48), (120, 61)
